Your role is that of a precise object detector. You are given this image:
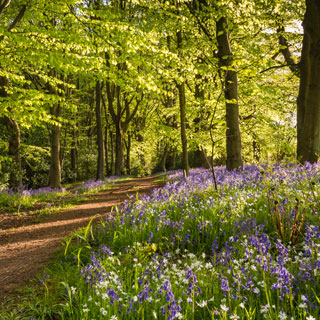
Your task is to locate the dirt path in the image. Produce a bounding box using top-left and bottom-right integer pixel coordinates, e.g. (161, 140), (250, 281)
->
(0, 176), (164, 302)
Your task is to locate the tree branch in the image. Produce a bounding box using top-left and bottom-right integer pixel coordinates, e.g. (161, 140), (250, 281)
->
(259, 63), (299, 74)
(277, 26), (300, 77)
(8, 5), (26, 31)
(0, 0), (11, 15)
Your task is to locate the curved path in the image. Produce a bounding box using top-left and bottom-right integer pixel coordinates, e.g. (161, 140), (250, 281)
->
(0, 176), (163, 302)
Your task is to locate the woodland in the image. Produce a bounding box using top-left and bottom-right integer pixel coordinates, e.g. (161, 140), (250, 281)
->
(2, 1), (320, 320)
(0, 0), (317, 189)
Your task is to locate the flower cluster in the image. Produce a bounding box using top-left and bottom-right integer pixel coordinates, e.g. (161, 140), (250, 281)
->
(61, 163), (320, 319)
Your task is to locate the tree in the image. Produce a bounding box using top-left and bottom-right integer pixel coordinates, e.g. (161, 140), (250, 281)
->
(176, 29), (189, 176)
(186, 0), (243, 170)
(95, 80), (105, 179)
(216, 15), (243, 170)
(0, 1), (27, 188)
(296, 0), (320, 163)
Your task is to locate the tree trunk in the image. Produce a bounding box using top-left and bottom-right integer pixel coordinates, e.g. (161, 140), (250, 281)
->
(105, 124), (109, 176)
(160, 142), (169, 172)
(0, 76), (22, 188)
(48, 104), (62, 188)
(115, 123), (124, 175)
(110, 132), (114, 176)
(170, 147), (176, 169)
(95, 81), (105, 179)
(194, 75), (209, 168)
(296, 0), (320, 163)
(178, 82), (189, 176)
(177, 30), (189, 176)
(70, 125), (77, 182)
(6, 117), (22, 188)
(125, 132), (131, 175)
(216, 17), (243, 171)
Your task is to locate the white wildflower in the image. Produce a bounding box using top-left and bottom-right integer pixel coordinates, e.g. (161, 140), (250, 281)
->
(196, 300), (207, 308)
(260, 304), (270, 314)
(253, 287), (260, 294)
(100, 307), (107, 316)
(220, 304), (229, 312)
(279, 310), (287, 320)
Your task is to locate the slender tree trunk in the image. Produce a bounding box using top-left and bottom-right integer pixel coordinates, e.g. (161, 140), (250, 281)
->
(0, 76), (22, 188)
(6, 117), (22, 188)
(252, 135), (260, 162)
(105, 125), (109, 176)
(125, 132), (131, 175)
(114, 88), (125, 175)
(110, 132), (114, 176)
(160, 143), (169, 172)
(102, 97), (110, 176)
(48, 104), (62, 188)
(95, 81), (105, 179)
(297, 34), (310, 161)
(115, 123), (124, 175)
(177, 30), (189, 176)
(177, 82), (189, 176)
(194, 75), (209, 168)
(296, 0), (320, 163)
(70, 125), (77, 182)
(216, 17), (243, 171)
(170, 147), (176, 169)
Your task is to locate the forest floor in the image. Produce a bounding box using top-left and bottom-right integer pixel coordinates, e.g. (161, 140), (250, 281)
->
(0, 176), (164, 303)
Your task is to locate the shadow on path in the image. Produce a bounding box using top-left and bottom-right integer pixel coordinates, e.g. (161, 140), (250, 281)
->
(0, 176), (164, 301)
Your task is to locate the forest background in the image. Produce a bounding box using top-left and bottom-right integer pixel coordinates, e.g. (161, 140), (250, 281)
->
(0, 0), (317, 190)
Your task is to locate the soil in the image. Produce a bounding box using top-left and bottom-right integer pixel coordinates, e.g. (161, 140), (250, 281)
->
(0, 176), (164, 303)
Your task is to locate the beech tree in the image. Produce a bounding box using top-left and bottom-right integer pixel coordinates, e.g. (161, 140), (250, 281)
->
(297, 0), (320, 163)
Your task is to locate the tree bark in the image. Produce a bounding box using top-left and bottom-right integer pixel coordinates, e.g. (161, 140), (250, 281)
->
(70, 125), (77, 182)
(169, 147), (176, 169)
(296, 32), (310, 161)
(6, 117), (22, 188)
(104, 124), (109, 176)
(277, 26), (300, 77)
(115, 122), (124, 175)
(193, 74), (209, 168)
(110, 132), (114, 176)
(297, 0), (320, 163)
(177, 81), (189, 176)
(114, 87), (125, 175)
(216, 17), (243, 171)
(48, 104), (62, 188)
(0, 76), (22, 188)
(95, 81), (105, 179)
(125, 132), (131, 175)
(160, 142), (169, 172)
(177, 30), (189, 176)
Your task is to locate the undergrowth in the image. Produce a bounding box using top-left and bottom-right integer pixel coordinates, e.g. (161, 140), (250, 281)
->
(1, 164), (320, 319)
